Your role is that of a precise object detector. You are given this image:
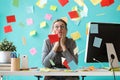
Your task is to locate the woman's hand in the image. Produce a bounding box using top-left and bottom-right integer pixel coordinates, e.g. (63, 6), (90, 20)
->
(52, 41), (59, 52)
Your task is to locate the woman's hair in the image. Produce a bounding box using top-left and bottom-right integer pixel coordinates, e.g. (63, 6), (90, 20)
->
(51, 19), (68, 32)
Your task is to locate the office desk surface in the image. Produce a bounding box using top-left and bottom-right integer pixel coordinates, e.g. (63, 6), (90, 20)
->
(0, 69), (120, 76)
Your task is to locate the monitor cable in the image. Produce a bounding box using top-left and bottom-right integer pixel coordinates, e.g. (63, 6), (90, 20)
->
(110, 54), (116, 80)
(93, 58), (105, 68)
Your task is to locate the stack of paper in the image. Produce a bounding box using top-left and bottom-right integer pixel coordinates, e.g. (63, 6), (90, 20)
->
(0, 63), (11, 71)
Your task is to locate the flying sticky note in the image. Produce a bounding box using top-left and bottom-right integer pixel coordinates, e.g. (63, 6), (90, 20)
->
(4, 25), (12, 33)
(74, 0), (84, 7)
(6, 15), (16, 23)
(12, 0), (19, 7)
(40, 21), (46, 28)
(74, 47), (79, 55)
(26, 18), (33, 25)
(36, 0), (47, 8)
(100, 0), (114, 7)
(29, 48), (37, 55)
(22, 37), (26, 45)
(45, 14), (52, 20)
(93, 37), (102, 48)
(48, 34), (59, 44)
(58, 0), (69, 7)
(26, 6), (34, 13)
(71, 31), (81, 40)
(49, 59), (55, 66)
(117, 5), (120, 11)
(80, 4), (88, 18)
(50, 5), (57, 11)
(68, 11), (79, 19)
(90, 24), (98, 34)
(68, 60), (78, 70)
(30, 30), (37, 36)
(90, 0), (102, 6)
(19, 22), (25, 27)
(61, 57), (70, 69)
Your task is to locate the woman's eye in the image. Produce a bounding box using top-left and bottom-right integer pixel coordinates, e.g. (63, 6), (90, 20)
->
(61, 26), (65, 29)
(55, 26), (59, 28)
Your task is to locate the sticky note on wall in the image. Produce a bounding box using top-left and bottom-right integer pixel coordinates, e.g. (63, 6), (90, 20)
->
(29, 48), (37, 55)
(30, 30), (37, 36)
(40, 21), (47, 28)
(6, 15), (16, 23)
(100, 0), (114, 7)
(4, 25), (13, 33)
(90, 0), (102, 6)
(68, 11), (79, 19)
(71, 31), (81, 40)
(58, 0), (69, 7)
(50, 5), (57, 11)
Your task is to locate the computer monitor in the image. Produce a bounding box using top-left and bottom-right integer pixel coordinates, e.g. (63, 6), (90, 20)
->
(85, 22), (120, 68)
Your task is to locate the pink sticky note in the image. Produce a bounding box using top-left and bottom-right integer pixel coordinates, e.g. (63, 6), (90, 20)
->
(29, 48), (37, 55)
(4, 25), (13, 33)
(45, 14), (52, 20)
(26, 18), (33, 25)
(48, 34), (59, 44)
(6, 15), (16, 23)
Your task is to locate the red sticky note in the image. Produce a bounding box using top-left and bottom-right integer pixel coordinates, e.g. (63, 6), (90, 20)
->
(68, 11), (79, 19)
(6, 15), (16, 23)
(4, 25), (12, 33)
(48, 34), (59, 44)
(101, 0), (114, 7)
(63, 60), (70, 69)
(58, 0), (69, 7)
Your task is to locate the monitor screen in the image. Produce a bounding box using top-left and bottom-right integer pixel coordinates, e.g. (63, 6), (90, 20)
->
(85, 22), (120, 63)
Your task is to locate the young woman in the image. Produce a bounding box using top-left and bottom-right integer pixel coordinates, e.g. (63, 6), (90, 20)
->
(42, 19), (79, 80)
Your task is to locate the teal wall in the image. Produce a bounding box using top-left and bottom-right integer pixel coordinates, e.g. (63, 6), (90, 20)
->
(0, 0), (120, 80)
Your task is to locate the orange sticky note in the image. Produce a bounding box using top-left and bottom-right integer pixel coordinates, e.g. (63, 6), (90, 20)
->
(6, 15), (16, 23)
(4, 25), (12, 33)
(58, 0), (69, 7)
(48, 34), (59, 44)
(68, 11), (79, 19)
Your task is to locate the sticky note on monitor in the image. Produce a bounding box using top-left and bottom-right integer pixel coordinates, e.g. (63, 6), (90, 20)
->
(93, 37), (102, 48)
(71, 31), (81, 40)
(68, 60), (78, 70)
(4, 25), (13, 33)
(6, 15), (16, 23)
(58, 0), (69, 7)
(48, 34), (59, 44)
(90, 24), (98, 34)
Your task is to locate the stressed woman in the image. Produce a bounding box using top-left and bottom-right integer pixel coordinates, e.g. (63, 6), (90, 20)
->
(42, 19), (79, 80)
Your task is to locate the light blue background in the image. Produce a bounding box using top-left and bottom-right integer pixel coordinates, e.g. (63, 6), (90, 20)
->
(0, 0), (120, 80)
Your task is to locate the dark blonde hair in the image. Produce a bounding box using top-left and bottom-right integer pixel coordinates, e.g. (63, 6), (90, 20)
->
(51, 19), (68, 32)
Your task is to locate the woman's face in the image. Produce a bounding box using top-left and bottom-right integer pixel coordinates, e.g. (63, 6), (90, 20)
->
(52, 21), (67, 38)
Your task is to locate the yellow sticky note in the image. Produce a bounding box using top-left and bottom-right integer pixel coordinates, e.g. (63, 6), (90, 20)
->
(117, 5), (120, 11)
(74, 0), (84, 7)
(90, 0), (101, 6)
(40, 21), (46, 28)
(30, 30), (37, 36)
(71, 31), (81, 40)
(50, 5), (57, 11)
(36, 0), (46, 8)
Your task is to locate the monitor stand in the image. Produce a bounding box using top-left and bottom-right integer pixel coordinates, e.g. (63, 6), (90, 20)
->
(106, 43), (120, 71)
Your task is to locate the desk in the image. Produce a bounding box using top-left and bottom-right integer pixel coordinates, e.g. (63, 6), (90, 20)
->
(0, 69), (120, 80)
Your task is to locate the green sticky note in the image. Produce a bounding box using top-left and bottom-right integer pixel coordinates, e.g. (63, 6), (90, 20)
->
(12, 0), (19, 7)
(49, 59), (55, 66)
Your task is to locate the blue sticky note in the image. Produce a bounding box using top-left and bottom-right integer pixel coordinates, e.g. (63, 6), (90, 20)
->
(68, 60), (78, 70)
(93, 37), (102, 48)
(90, 24), (98, 34)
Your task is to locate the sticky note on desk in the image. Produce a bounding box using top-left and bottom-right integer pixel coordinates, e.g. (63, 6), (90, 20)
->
(93, 37), (102, 48)
(68, 60), (78, 70)
(48, 34), (59, 44)
(58, 0), (69, 7)
(4, 25), (13, 33)
(6, 15), (16, 23)
(90, 24), (98, 34)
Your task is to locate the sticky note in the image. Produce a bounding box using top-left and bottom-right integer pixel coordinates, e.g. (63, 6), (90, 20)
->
(74, 47), (79, 55)
(4, 25), (12, 33)
(68, 11), (79, 19)
(40, 21), (46, 28)
(48, 34), (59, 44)
(26, 18), (33, 25)
(45, 14), (52, 20)
(93, 37), (102, 48)
(49, 59), (55, 66)
(100, 0), (114, 7)
(19, 22), (25, 27)
(12, 0), (19, 7)
(50, 5), (57, 11)
(90, 0), (102, 6)
(61, 17), (68, 23)
(117, 5), (120, 11)
(61, 57), (70, 69)
(36, 0), (47, 8)
(71, 31), (81, 40)
(26, 6), (34, 13)
(58, 0), (69, 7)
(30, 30), (37, 36)
(74, 0), (84, 7)
(6, 15), (16, 23)
(80, 4), (88, 18)
(29, 48), (37, 55)
(68, 60), (78, 70)
(22, 37), (26, 45)
(90, 24), (98, 34)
